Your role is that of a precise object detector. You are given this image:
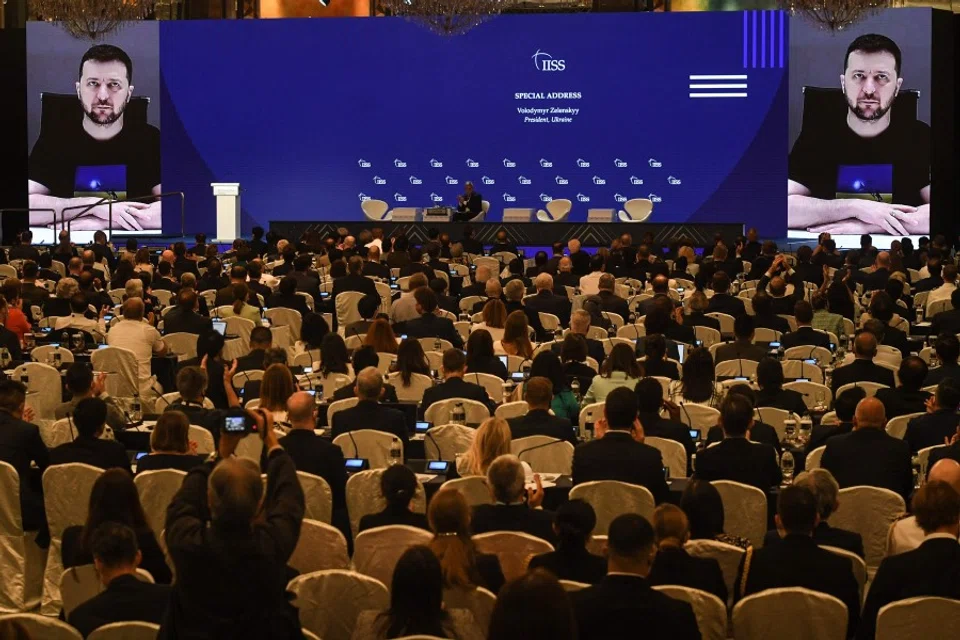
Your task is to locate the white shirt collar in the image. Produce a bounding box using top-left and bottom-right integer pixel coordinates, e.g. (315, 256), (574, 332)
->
(923, 532), (959, 542)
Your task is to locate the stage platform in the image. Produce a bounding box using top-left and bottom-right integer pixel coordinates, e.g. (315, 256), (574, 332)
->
(270, 221), (743, 248)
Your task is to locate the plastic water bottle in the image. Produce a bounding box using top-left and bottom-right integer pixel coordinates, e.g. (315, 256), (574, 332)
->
(389, 437), (402, 465)
(781, 450), (795, 484)
(452, 402), (466, 426)
(783, 418), (797, 446)
(824, 366), (834, 392)
(571, 378), (581, 402)
(916, 304), (923, 324)
(53, 349), (62, 367)
(433, 336), (441, 351)
(0, 348), (9, 368)
(799, 417), (813, 445)
(607, 324), (616, 339)
(131, 392), (142, 423)
(60, 331), (69, 348)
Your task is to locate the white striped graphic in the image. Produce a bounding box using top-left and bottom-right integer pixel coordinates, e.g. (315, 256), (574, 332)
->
(689, 75), (748, 80)
(688, 74), (748, 99)
(689, 93), (749, 98)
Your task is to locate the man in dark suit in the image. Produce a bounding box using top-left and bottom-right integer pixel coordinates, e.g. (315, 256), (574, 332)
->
(924, 333), (960, 387)
(489, 230), (519, 257)
(248, 226), (267, 258)
(49, 398), (131, 473)
(781, 300), (832, 351)
(858, 480), (960, 640)
(648, 504), (727, 602)
(471, 454), (556, 544)
(929, 289), (960, 337)
(459, 225), (484, 256)
(266, 276), (312, 317)
(706, 271), (745, 318)
(875, 356), (932, 421)
(152, 260), (182, 294)
(363, 245), (391, 280)
(762, 468), (864, 559)
(683, 291), (721, 332)
(808, 387), (864, 452)
(865, 295), (910, 358)
(196, 258), (228, 292)
(862, 250), (892, 292)
(913, 256), (942, 293)
(290, 254), (322, 298)
(697, 244), (743, 288)
(331, 256), (377, 301)
(330, 368), (408, 450)
(507, 377), (576, 445)
(591, 274), (630, 324)
(822, 396), (913, 504)
(635, 378), (696, 469)
(429, 278), (459, 318)
(751, 290), (793, 335)
(172, 241), (199, 279)
(571, 387), (669, 504)
(830, 332), (896, 397)
(234, 327), (272, 373)
(905, 378), (960, 454)
(524, 273), (572, 329)
(401, 288), (464, 350)
(19, 261), (50, 310)
(571, 513), (701, 640)
(245, 262), (273, 303)
(735, 485), (861, 639)
(568, 239), (591, 277)
(715, 315), (770, 363)
(163, 289), (213, 336)
(420, 349), (495, 418)
(67, 522), (172, 637)
(794, 244), (824, 287)
(695, 392), (782, 491)
(554, 257), (581, 293)
(214, 265), (262, 309)
(0, 380), (49, 536)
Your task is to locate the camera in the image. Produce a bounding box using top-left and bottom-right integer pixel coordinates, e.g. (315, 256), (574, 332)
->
(222, 408), (258, 434)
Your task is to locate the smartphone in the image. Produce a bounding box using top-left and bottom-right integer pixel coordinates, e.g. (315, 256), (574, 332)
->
(511, 371), (528, 381)
(427, 460), (450, 473)
(135, 451), (149, 461)
(303, 366), (313, 374)
(768, 341), (781, 349)
(320, 292), (330, 299)
(733, 376), (749, 381)
(103, 314), (114, 324)
(40, 327), (53, 334)
(803, 359), (818, 365)
(415, 421), (430, 433)
(795, 378), (811, 383)
(390, 283), (399, 290)
(400, 334), (408, 340)
(261, 318), (271, 328)
(689, 429), (701, 441)
(345, 458), (366, 469)
(223, 415), (247, 433)
(97, 344), (110, 350)
(828, 343), (836, 352)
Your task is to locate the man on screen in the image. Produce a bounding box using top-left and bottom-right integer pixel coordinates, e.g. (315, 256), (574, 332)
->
(28, 44), (161, 232)
(455, 181), (483, 221)
(788, 34), (930, 236)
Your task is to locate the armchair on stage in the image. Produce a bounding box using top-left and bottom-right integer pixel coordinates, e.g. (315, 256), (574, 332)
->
(361, 199), (393, 222)
(536, 199), (572, 223)
(618, 198), (654, 223)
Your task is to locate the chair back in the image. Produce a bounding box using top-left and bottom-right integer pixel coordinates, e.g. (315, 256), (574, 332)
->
(91, 346), (139, 398)
(440, 476), (493, 506)
(59, 564), (102, 617)
(704, 312), (735, 336)
(558, 580), (590, 592)
(0, 613), (82, 640)
(333, 429), (402, 470)
(820, 544), (867, 604)
(188, 425), (216, 455)
(326, 397), (359, 427)
(652, 585), (727, 640)
(0, 461), (28, 612)
(134, 469), (187, 541)
(495, 401), (528, 420)
(875, 596), (960, 640)
(298, 471), (334, 524)
(829, 486), (905, 574)
(645, 436), (687, 477)
(753, 407), (802, 443)
(715, 359), (758, 378)
(783, 380), (831, 409)
(288, 569), (390, 640)
(511, 436), (574, 475)
(917, 445), (947, 479)
(12, 363), (62, 420)
(424, 398), (491, 426)
(289, 519), (349, 575)
(87, 621), (160, 640)
(568, 481), (655, 535)
(154, 393), (215, 412)
(424, 424), (475, 461)
(885, 412), (924, 440)
(835, 380), (889, 398)
(577, 402), (606, 440)
(417, 337), (454, 353)
(781, 360), (825, 384)
(386, 372), (434, 402)
(463, 372), (506, 402)
(806, 445), (826, 470)
(443, 587), (496, 637)
(733, 587), (847, 640)
(694, 326), (722, 348)
(473, 531), (554, 582)
(353, 524), (433, 590)
(752, 327), (780, 343)
(322, 373), (354, 400)
(38, 418), (79, 449)
(375, 352), (396, 374)
(231, 368), (264, 390)
(711, 480), (767, 547)
(31, 345), (75, 366)
(344, 470), (426, 539)
(784, 345), (833, 363)
(162, 332), (199, 360)
(265, 307), (303, 341)
(684, 539), (746, 607)
(675, 404), (721, 431)
(538, 312), (561, 332)
(335, 291), (366, 329)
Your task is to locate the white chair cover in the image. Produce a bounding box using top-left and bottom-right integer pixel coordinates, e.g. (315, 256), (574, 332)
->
(424, 424), (475, 462)
(684, 539), (745, 606)
(676, 404), (721, 431)
(704, 312), (735, 336)
(473, 531), (554, 582)
(59, 564), (103, 617)
(716, 359), (759, 379)
(694, 326), (722, 348)
(265, 307), (303, 341)
(752, 327), (780, 343)
(835, 380), (889, 398)
(806, 445), (826, 470)
(885, 412), (924, 440)
(440, 477), (493, 506)
(12, 363), (61, 420)
(161, 332), (199, 360)
(38, 418), (80, 450)
(41, 463), (103, 615)
(820, 545), (867, 604)
(0, 613), (82, 639)
(463, 373), (505, 403)
(333, 430), (401, 470)
(753, 407), (802, 443)
(353, 525), (434, 590)
(91, 346), (139, 399)
(231, 369), (264, 390)
(782, 380), (830, 408)
(134, 469), (186, 541)
(558, 580), (590, 592)
(511, 436), (574, 475)
(31, 345), (75, 366)
(876, 596), (960, 640)
(418, 337), (454, 354)
(298, 471), (333, 524)
(784, 345), (833, 364)
(568, 481), (655, 535)
(830, 486), (905, 574)
(386, 372), (434, 403)
(424, 398), (490, 426)
(375, 352), (397, 374)
(234, 433), (263, 463)
(578, 402), (606, 439)
(711, 480), (767, 547)
(441, 590), (495, 636)
(917, 445), (947, 479)
(288, 570), (390, 640)
(87, 621), (160, 640)
(188, 425), (215, 455)
(154, 393), (215, 411)
(495, 401), (528, 420)
(652, 585), (727, 640)
(345, 470), (426, 539)
(645, 436), (687, 477)
(0, 462), (28, 613)
(289, 519), (349, 575)
(335, 292), (366, 330)
(327, 397), (359, 427)
(732, 587), (847, 640)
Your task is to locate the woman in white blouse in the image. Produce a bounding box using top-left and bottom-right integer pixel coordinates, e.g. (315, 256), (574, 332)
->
(471, 299), (507, 343)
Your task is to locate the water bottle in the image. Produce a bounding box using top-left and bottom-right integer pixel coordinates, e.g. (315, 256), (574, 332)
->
(607, 324), (616, 339)
(930, 345), (939, 368)
(554, 328), (564, 342)
(389, 437), (402, 465)
(916, 304), (924, 324)
(847, 334), (854, 353)
(799, 416), (813, 445)
(824, 366), (834, 391)
(781, 449), (795, 484)
(502, 383), (512, 404)
(452, 402), (466, 426)
(53, 349), (62, 368)
(776, 343), (785, 361)
(433, 336), (442, 351)
(60, 330), (69, 347)
(783, 418), (797, 446)
(571, 378), (581, 402)
(131, 392), (142, 423)
(690, 453), (696, 475)
(836, 337), (846, 363)
(0, 348), (9, 368)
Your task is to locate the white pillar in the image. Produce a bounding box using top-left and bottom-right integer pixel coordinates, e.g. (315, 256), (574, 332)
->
(210, 183), (241, 243)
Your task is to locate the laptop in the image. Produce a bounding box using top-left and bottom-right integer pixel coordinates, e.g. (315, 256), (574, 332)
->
(212, 320), (227, 336)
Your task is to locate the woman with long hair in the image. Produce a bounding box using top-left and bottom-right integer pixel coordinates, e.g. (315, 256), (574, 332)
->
(259, 363), (295, 421)
(582, 343), (643, 405)
(137, 410), (205, 474)
(465, 329), (508, 380)
(221, 283), (260, 323)
(458, 417), (514, 477)
(296, 313), (330, 365)
(679, 479), (751, 549)
(528, 499), (606, 584)
(472, 299), (507, 343)
(358, 465), (429, 532)
(496, 310), (534, 359)
(364, 318), (399, 354)
(319, 333), (351, 377)
(352, 545), (483, 640)
(134, 248), (154, 275)
(668, 347), (723, 408)
(394, 338), (432, 385)
(641, 333), (680, 380)
(528, 351), (578, 421)
(60, 468), (173, 583)
(560, 334), (597, 393)
(428, 488), (505, 593)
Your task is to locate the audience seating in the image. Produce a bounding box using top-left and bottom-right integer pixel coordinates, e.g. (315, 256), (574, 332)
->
(60, 565), (154, 617)
(752, 328), (780, 343)
(424, 424), (475, 462)
(675, 404), (721, 431)
(387, 372), (433, 402)
(782, 380), (830, 409)
(652, 585), (727, 640)
(835, 381), (889, 399)
(134, 469), (187, 541)
(376, 352), (396, 374)
(733, 587), (848, 640)
(12, 363), (61, 420)
(711, 481), (767, 548)
(875, 596), (960, 640)
(345, 470), (426, 539)
(30, 345), (74, 366)
(86, 621), (160, 640)
(353, 525), (433, 590)
(91, 347), (139, 399)
(645, 436), (687, 477)
(494, 401), (528, 420)
(886, 412), (924, 440)
(188, 425), (216, 455)
(806, 445), (826, 470)
(464, 373), (506, 402)
(473, 531), (554, 582)
(916, 445), (947, 479)
(265, 307), (303, 341)
(231, 369), (264, 390)
(694, 326), (722, 348)
(715, 359), (758, 379)
(752, 407), (802, 443)
(820, 545), (867, 605)
(440, 477), (493, 506)
(333, 429), (403, 470)
(326, 397), (359, 426)
(558, 580), (590, 592)
(569, 481), (655, 535)
(0, 613), (82, 639)
(161, 332), (199, 361)
(782, 361), (826, 385)
(289, 520), (349, 575)
(443, 587), (496, 637)
(829, 486), (906, 575)
(0, 462), (41, 613)
(424, 399), (490, 426)
(511, 435), (574, 475)
(784, 346), (832, 364)
(684, 539), (745, 607)
(321, 373), (354, 400)
(288, 569), (390, 640)
(297, 471), (334, 523)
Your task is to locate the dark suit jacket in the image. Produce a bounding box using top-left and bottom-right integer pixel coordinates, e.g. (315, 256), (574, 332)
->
(62, 525), (173, 584)
(904, 409), (960, 454)
(807, 421), (854, 452)
(173, 257), (199, 279)
(330, 400), (408, 450)
(694, 437), (781, 492)
(420, 377), (494, 418)
(736, 535), (860, 638)
(551, 336), (606, 368)
(639, 412), (696, 464)
(763, 521), (864, 559)
(471, 503), (556, 545)
(715, 342), (769, 363)
(706, 423), (783, 457)
(648, 546), (728, 603)
(21, 282), (50, 309)
(280, 430), (347, 511)
(43, 297), (72, 318)
(756, 388), (809, 417)
(162, 308), (213, 336)
(570, 251), (591, 277)
(235, 349), (267, 373)
(927, 441), (960, 471)
(665, 321), (696, 346)
(507, 409), (576, 445)
(528, 547), (607, 585)
(858, 537), (960, 640)
(0, 411), (49, 531)
(524, 290), (572, 328)
(706, 293), (745, 318)
(136, 453), (206, 475)
(684, 313), (721, 332)
(781, 326), (832, 350)
(929, 309), (960, 338)
(593, 291), (630, 323)
(215, 284), (262, 309)
(152, 277), (182, 294)
(875, 388), (932, 421)
(571, 431), (669, 504)
(642, 358), (681, 380)
(401, 314), (464, 350)
(465, 356), (508, 381)
(363, 260), (391, 280)
(572, 575), (701, 640)
(358, 505), (430, 533)
(265, 293), (311, 317)
(68, 574), (171, 638)
(878, 324), (910, 359)
(49, 436), (131, 474)
(332, 274), (378, 301)
(197, 274), (228, 293)
(821, 428), (913, 503)
(754, 312), (792, 336)
(863, 267), (891, 292)
(831, 359), (896, 396)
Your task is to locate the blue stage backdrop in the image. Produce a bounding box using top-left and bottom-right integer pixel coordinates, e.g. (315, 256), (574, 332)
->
(160, 11), (789, 237)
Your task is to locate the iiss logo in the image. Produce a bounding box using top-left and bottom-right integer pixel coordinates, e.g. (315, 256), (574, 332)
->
(649, 194), (663, 203)
(630, 176), (644, 185)
(466, 158), (480, 168)
(592, 176), (606, 185)
(358, 159), (372, 168)
(429, 193), (444, 203)
(648, 158), (663, 168)
(668, 176), (682, 185)
(481, 176), (496, 185)
(518, 176), (532, 185)
(445, 176), (459, 185)
(503, 158), (517, 168)
(394, 159), (407, 168)
(409, 176), (423, 185)
(576, 193), (590, 203)
(614, 159), (628, 168)
(372, 176), (387, 185)
(394, 192), (408, 202)
(540, 193), (553, 202)
(429, 159), (443, 168)
(539, 158), (553, 168)
(532, 50), (566, 72)
(555, 176), (569, 185)
(577, 159), (591, 168)
(358, 192), (372, 202)
(503, 193), (517, 202)
(614, 193), (628, 203)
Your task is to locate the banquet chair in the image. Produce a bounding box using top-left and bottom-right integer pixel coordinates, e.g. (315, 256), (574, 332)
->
(684, 539), (745, 608)
(495, 401), (529, 420)
(559, 580), (590, 592)
(265, 307), (303, 341)
(782, 360), (826, 384)
(335, 291), (366, 331)
(326, 397), (359, 427)
(511, 436), (574, 475)
(387, 372), (434, 403)
(569, 481), (655, 536)
(652, 585), (727, 640)
(11, 363), (61, 420)
(464, 372), (507, 402)
(885, 412), (923, 440)
(333, 430), (402, 471)
(161, 332), (199, 361)
(440, 477), (493, 506)
(875, 596), (960, 640)
(835, 381), (889, 399)
(711, 480), (767, 547)
(297, 471), (333, 524)
(715, 359), (758, 379)
(675, 404), (721, 432)
(353, 525), (433, 590)
(645, 436), (687, 477)
(345, 470), (426, 539)
(289, 519), (349, 575)
(732, 587), (847, 640)
(578, 402), (605, 440)
(443, 587), (496, 636)
(288, 569), (390, 640)
(473, 531), (554, 581)
(134, 469), (187, 541)
(805, 445), (826, 470)
(0, 613), (82, 640)
(59, 565), (154, 617)
(188, 426), (215, 455)
(829, 486), (905, 576)
(424, 398), (490, 426)
(424, 424), (475, 462)
(820, 545), (867, 604)
(86, 621), (160, 640)
(91, 346), (140, 399)
(376, 352), (397, 374)
(752, 407), (802, 443)
(783, 380), (830, 409)
(0, 462), (44, 613)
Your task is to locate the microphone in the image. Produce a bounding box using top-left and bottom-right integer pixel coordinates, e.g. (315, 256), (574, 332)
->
(347, 428), (361, 459)
(425, 429), (443, 461)
(516, 437), (566, 460)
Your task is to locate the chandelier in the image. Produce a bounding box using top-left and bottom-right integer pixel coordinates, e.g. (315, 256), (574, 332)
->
(31, 0), (155, 40)
(378, 0), (507, 36)
(781, 0), (891, 31)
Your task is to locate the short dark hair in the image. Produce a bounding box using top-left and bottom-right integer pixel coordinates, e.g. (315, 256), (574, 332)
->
(249, 326), (272, 347)
(634, 378), (664, 414)
(733, 314), (754, 340)
(794, 300), (814, 324)
(711, 271), (730, 293)
(351, 345), (379, 372)
(524, 376), (553, 408)
(560, 333), (588, 363)
(65, 362), (94, 394)
(607, 513), (655, 558)
(912, 480), (960, 534)
(22, 261), (38, 279)
(719, 392), (752, 437)
(279, 275), (297, 296)
(935, 333), (960, 364)
(442, 348), (466, 373)
(845, 33), (902, 76)
(756, 357), (784, 391)
(414, 287), (438, 313)
(79, 44), (133, 83)
(935, 377), (960, 412)
(73, 397), (107, 438)
(777, 485), (819, 534)
(0, 380), (27, 413)
(898, 356), (928, 392)
(91, 522), (139, 569)
(604, 387), (638, 430)
(229, 265), (247, 281)
(835, 386), (866, 422)
(69, 293), (88, 314)
(752, 290), (772, 316)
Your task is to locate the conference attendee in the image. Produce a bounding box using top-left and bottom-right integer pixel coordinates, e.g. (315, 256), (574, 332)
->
(465, 329), (508, 380)
(501, 258), (531, 291)
(49, 398), (131, 473)
(506, 376), (576, 445)
(212, 265), (254, 308)
(862, 251), (893, 293)
(430, 277), (459, 317)
(330, 367), (408, 448)
(457, 418), (516, 478)
(459, 264), (492, 300)
(864, 298), (910, 358)
(401, 288), (464, 350)
(926, 264), (957, 316)
(634, 377), (695, 465)
(164, 364), (236, 438)
(706, 271), (745, 317)
(266, 276), (311, 317)
(578, 255), (605, 296)
(151, 260), (181, 295)
(683, 291), (721, 332)
(567, 239), (590, 277)
(755, 357), (809, 417)
(811, 291), (846, 340)
(698, 243), (742, 286)
(928, 289), (960, 337)
(571, 387), (669, 504)
(821, 396), (913, 503)
(589, 273), (629, 323)
(358, 464), (429, 533)
(808, 386), (864, 451)
(218, 283), (260, 323)
(903, 378), (960, 454)
(420, 349), (495, 418)
(197, 258), (229, 293)
(487, 570), (578, 640)
(924, 333), (960, 387)
(581, 343), (643, 405)
(680, 479), (751, 549)
(332, 255), (378, 303)
(571, 514), (700, 640)
(107, 298), (167, 398)
(887, 460), (960, 556)
(135, 410), (206, 474)
(780, 300), (831, 351)
(489, 230), (519, 257)
(560, 334), (599, 393)
(636, 274), (672, 318)
(43, 276), (76, 319)
(527, 351), (580, 422)
(427, 487), (505, 594)
(528, 500), (606, 585)
(331, 346), (398, 403)
(734, 485), (861, 637)
(553, 310), (606, 366)
(471, 454), (555, 544)
(762, 469), (864, 559)
(19, 261), (50, 309)
(231, 326), (271, 374)
(758, 264), (804, 317)
(503, 279), (546, 342)
(715, 315), (769, 363)
(751, 290), (793, 335)
(667, 347), (724, 409)
(830, 332), (896, 396)
(67, 523), (172, 637)
(470, 278), (503, 316)
(640, 334), (681, 380)
(525, 273), (572, 328)
(55, 364), (126, 432)
(694, 392), (781, 491)
(0, 380), (49, 538)
(554, 257), (580, 292)
(647, 504), (727, 603)
(873, 356), (931, 421)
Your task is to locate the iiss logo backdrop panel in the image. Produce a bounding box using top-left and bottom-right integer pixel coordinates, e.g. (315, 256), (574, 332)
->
(160, 12), (789, 236)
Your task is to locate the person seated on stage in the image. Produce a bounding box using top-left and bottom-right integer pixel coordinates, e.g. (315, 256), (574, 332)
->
(455, 182), (483, 221)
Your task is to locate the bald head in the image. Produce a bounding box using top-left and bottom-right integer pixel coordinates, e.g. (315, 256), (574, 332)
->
(853, 397), (886, 431)
(207, 456), (263, 531)
(474, 265), (492, 284)
(651, 274), (669, 294)
(287, 391), (317, 428)
(122, 297), (145, 321)
(854, 332), (878, 360)
(161, 250), (175, 264)
(876, 251), (891, 269)
(558, 257), (572, 273)
(769, 276), (786, 297)
(928, 459), (960, 494)
(568, 239), (581, 253)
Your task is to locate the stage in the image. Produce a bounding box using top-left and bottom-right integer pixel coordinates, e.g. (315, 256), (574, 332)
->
(270, 221), (744, 249)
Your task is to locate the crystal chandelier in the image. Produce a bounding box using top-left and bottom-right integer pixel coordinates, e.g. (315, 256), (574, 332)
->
(781, 0), (891, 31)
(31, 0), (156, 40)
(378, 0), (507, 36)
